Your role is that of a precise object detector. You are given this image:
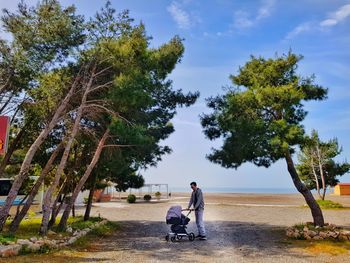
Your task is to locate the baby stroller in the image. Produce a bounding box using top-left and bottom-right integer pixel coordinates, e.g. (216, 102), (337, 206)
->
(165, 205), (195, 242)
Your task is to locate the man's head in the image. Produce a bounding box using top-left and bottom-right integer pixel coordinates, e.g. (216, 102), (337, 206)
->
(190, 182), (197, 191)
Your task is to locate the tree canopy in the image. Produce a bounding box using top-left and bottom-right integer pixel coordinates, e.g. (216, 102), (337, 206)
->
(0, 0), (199, 233)
(201, 52), (328, 226)
(297, 130), (350, 200)
(201, 53), (327, 168)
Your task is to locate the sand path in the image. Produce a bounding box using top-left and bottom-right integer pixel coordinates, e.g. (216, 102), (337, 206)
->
(2, 193), (350, 262)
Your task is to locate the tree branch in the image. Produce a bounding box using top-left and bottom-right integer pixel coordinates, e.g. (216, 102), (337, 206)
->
(87, 81), (114, 94)
(93, 66), (113, 78)
(103, 144), (137, 148)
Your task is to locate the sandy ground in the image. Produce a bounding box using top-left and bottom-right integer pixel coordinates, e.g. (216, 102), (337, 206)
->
(2, 193), (350, 263)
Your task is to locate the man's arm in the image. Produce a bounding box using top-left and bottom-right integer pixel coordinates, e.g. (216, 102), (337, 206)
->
(188, 192), (194, 209)
(193, 189), (203, 210)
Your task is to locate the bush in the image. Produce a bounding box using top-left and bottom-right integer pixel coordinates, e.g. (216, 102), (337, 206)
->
(143, 194), (152, 201)
(155, 191), (161, 198)
(127, 194), (136, 203)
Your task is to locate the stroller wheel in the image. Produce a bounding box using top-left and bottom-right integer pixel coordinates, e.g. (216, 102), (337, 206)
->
(170, 236), (176, 242)
(189, 232), (195, 241)
(165, 235), (169, 242)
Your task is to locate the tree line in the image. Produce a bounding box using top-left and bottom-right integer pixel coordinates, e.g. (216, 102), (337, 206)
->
(0, 0), (198, 235)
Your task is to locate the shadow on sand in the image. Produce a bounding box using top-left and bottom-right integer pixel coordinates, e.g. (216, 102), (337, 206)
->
(100, 220), (311, 261)
(0, 220), (315, 263)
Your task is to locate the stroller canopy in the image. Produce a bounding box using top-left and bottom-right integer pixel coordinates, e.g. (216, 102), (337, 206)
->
(166, 205), (182, 220)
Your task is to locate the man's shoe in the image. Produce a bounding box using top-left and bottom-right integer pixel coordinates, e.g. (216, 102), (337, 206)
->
(199, 236), (207, 240)
(195, 235), (202, 238)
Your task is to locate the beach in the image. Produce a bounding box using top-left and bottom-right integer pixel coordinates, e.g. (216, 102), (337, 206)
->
(2, 192), (350, 262)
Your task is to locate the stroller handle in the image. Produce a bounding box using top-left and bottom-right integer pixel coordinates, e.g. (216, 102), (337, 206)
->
(182, 209), (193, 217)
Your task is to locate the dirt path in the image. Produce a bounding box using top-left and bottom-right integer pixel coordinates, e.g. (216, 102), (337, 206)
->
(2, 193), (350, 262)
(6, 219), (347, 263)
(72, 220), (302, 263)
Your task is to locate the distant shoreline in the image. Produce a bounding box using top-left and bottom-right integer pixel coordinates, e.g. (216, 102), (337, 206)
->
(168, 187), (300, 194)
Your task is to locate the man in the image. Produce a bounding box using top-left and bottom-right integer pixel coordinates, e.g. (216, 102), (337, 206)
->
(186, 181), (207, 240)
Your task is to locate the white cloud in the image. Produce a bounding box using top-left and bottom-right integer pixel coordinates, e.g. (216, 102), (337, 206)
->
(320, 19), (337, 27)
(233, 11), (254, 29)
(320, 4), (350, 27)
(257, 0), (276, 20)
(286, 4), (350, 39)
(232, 0), (275, 30)
(167, 1), (195, 29)
(173, 118), (201, 128)
(285, 22), (313, 39)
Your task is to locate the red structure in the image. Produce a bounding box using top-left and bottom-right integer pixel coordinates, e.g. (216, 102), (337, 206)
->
(0, 116), (10, 155)
(334, 183), (350, 195)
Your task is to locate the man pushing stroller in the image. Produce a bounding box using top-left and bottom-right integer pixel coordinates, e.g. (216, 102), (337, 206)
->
(184, 182), (207, 240)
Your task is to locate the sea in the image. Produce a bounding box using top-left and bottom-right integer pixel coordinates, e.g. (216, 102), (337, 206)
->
(169, 187), (303, 194)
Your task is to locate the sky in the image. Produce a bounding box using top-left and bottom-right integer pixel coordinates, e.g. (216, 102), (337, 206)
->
(1, 0), (350, 190)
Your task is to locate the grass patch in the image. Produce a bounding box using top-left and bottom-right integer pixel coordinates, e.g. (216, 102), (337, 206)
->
(1, 216), (104, 244)
(302, 199), (345, 209)
(89, 221), (119, 236)
(0, 234), (16, 244)
(317, 199), (344, 209)
(293, 240), (350, 255)
(67, 216), (103, 231)
(4, 217), (43, 239)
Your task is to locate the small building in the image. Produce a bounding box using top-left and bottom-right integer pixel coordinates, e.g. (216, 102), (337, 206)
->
(334, 183), (350, 195)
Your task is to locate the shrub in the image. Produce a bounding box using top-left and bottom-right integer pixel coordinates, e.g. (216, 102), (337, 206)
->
(155, 191), (161, 198)
(143, 194), (152, 201)
(127, 194), (136, 203)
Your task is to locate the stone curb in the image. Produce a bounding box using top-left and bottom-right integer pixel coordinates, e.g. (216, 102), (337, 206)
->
(0, 219), (108, 258)
(286, 223), (350, 241)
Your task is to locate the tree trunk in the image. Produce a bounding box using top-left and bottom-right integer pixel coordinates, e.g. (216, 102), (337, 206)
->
(72, 204), (75, 217)
(8, 142), (63, 234)
(39, 68), (94, 236)
(48, 194), (66, 229)
(48, 180), (67, 229)
(0, 93), (14, 114)
(285, 151), (324, 226)
(84, 173), (97, 221)
(58, 129), (109, 231)
(322, 187), (327, 201)
(0, 78), (78, 231)
(310, 158), (321, 199)
(0, 128), (26, 177)
(316, 145), (326, 201)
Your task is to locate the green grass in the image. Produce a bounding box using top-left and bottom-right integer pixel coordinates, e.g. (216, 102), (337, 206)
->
(302, 199), (345, 209)
(5, 217), (43, 239)
(316, 199), (344, 209)
(67, 216), (103, 231)
(292, 240), (350, 255)
(0, 234), (16, 245)
(0, 216), (105, 244)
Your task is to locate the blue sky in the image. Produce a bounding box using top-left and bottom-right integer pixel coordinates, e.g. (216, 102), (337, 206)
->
(1, 0), (350, 189)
